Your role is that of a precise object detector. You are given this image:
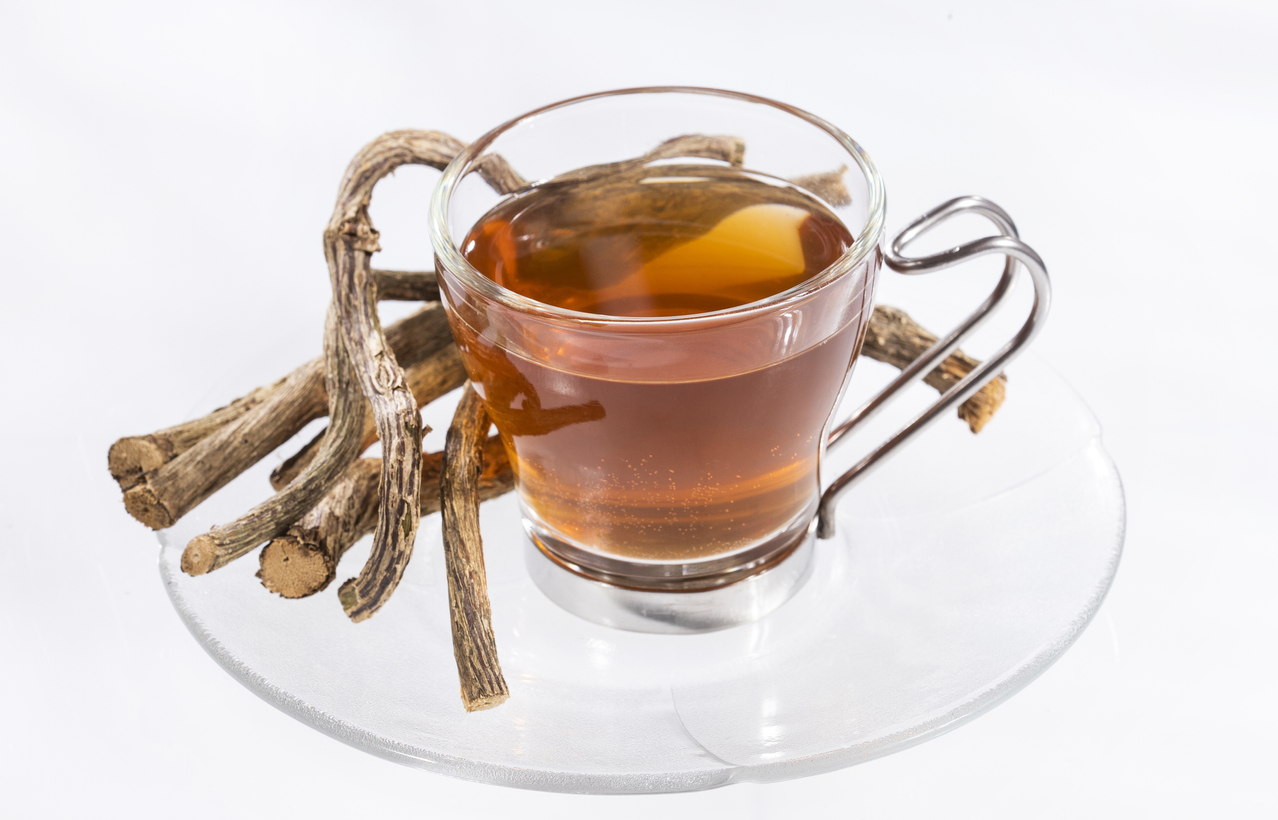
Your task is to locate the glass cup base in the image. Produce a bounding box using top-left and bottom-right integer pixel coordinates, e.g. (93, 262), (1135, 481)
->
(523, 521), (816, 634)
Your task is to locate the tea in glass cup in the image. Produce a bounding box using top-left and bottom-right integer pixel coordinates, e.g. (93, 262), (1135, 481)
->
(430, 88), (1048, 631)
(458, 162), (869, 572)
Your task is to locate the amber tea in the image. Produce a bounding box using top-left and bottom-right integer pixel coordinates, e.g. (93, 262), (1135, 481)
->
(450, 164), (869, 569)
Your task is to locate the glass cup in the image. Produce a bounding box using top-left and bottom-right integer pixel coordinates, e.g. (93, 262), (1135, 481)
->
(429, 88), (1049, 632)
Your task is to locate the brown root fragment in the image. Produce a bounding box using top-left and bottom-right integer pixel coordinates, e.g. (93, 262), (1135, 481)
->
(647, 133), (746, 166)
(259, 458), (378, 598)
(108, 379), (283, 491)
(122, 357), (329, 530)
(326, 130), (507, 623)
(474, 153), (527, 196)
(113, 305), (453, 528)
(258, 437), (511, 599)
(270, 329), (466, 490)
(110, 271), (441, 495)
(535, 134), (745, 192)
(788, 165), (851, 207)
(371, 268), (439, 302)
(440, 385), (509, 711)
(180, 306), (367, 576)
(861, 305), (1007, 433)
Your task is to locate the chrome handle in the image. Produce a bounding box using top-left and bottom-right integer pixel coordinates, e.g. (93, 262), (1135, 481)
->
(817, 196), (1052, 538)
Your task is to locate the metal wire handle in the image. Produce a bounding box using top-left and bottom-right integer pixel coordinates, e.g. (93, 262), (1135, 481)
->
(816, 196), (1052, 538)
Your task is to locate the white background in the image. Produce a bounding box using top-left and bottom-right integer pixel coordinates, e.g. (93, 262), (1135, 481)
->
(2, 1), (1275, 816)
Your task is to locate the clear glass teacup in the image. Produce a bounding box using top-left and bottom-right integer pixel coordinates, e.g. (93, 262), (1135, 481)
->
(429, 88), (1049, 632)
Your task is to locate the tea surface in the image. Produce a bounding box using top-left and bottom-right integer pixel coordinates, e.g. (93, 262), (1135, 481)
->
(463, 165), (852, 317)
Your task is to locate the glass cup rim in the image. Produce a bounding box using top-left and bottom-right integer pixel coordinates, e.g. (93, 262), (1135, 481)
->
(428, 86), (887, 326)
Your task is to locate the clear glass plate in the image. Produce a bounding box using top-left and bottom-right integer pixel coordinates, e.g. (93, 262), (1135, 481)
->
(158, 353), (1124, 793)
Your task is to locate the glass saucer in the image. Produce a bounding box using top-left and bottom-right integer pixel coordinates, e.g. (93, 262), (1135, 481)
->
(158, 353), (1124, 793)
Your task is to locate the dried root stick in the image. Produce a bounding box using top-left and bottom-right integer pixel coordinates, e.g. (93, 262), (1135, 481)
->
(181, 305), (365, 575)
(371, 268), (439, 302)
(114, 305), (451, 528)
(327, 131), (517, 622)
(270, 342), (466, 490)
(108, 379), (284, 492)
(440, 385), (509, 712)
(862, 305), (1007, 433)
(258, 437), (511, 599)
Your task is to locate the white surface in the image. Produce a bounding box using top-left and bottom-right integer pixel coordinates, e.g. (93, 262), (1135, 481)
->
(1, 0), (1274, 816)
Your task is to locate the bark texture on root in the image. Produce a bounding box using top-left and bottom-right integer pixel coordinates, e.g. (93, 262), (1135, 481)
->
(115, 305), (451, 529)
(270, 343), (467, 491)
(180, 306), (366, 576)
(861, 305), (1007, 433)
(440, 386), (509, 712)
(326, 131), (520, 623)
(788, 166), (851, 207)
(120, 359), (327, 530)
(550, 134), (746, 188)
(259, 437), (511, 599)
(371, 268), (439, 302)
(109, 270), (438, 494)
(108, 379), (283, 492)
